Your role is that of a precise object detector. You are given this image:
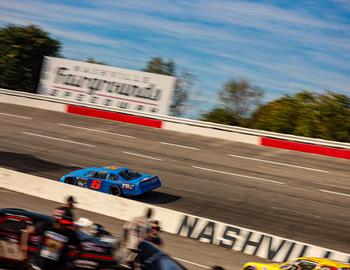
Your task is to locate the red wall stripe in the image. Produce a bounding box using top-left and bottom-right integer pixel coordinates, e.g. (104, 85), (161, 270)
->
(66, 105), (162, 128)
(261, 137), (350, 160)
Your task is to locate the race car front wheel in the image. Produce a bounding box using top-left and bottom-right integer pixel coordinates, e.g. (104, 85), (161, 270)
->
(65, 177), (75, 185)
(110, 186), (122, 196)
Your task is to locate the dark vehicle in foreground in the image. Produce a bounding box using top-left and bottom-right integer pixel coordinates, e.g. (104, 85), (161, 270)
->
(137, 241), (187, 270)
(0, 208), (119, 270)
(0, 208), (188, 270)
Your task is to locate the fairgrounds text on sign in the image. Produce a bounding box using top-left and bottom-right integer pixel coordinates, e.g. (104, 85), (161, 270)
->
(37, 57), (176, 115)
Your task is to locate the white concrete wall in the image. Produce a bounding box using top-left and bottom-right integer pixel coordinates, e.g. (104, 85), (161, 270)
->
(0, 94), (66, 112)
(0, 167), (349, 263)
(163, 122), (260, 145)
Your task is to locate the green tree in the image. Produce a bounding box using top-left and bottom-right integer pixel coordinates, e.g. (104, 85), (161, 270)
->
(0, 24), (61, 93)
(252, 94), (304, 134)
(143, 57), (175, 76)
(201, 107), (240, 125)
(251, 91), (350, 142)
(201, 79), (263, 125)
(292, 91), (320, 137)
(219, 79), (264, 118)
(85, 57), (107, 65)
(143, 57), (194, 116)
(317, 92), (350, 142)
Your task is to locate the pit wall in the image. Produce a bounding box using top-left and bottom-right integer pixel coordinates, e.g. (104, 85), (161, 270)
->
(0, 168), (349, 263)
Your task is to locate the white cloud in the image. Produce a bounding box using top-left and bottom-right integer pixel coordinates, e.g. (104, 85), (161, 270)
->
(0, 0), (349, 117)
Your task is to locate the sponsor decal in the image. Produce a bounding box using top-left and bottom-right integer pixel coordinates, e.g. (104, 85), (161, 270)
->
(38, 57), (176, 115)
(74, 260), (98, 270)
(40, 231), (68, 261)
(77, 179), (87, 187)
(0, 240), (25, 260)
(176, 215), (350, 263)
(81, 242), (106, 253)
(122, 183), (135, 190)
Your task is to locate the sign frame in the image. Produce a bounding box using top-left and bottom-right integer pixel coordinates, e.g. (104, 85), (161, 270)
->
(37, 56), (176, 115)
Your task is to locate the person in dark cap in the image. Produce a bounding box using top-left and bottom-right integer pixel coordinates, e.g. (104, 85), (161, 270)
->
(147, 220), (163, 247)
(57, 195), (78, 222)
(67, 195), (77, 205)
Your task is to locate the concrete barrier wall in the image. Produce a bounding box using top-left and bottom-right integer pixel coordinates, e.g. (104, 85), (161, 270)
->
(0, 167), (349, 263)
(163, 122), (260, 144)
(1, 94), (66, 112)
(1, 91), (350, 159)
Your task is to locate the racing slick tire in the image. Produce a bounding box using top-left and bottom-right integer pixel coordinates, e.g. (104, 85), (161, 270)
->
(110, 185), (122, 197)
(244, 267), (255, 270)
(65, 177), (75, 185)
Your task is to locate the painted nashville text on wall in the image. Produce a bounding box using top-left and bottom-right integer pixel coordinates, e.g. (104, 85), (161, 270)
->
(176, 215), (350, 263)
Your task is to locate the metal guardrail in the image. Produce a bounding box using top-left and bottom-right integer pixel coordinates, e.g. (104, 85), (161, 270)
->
(1, 88), (350, 149)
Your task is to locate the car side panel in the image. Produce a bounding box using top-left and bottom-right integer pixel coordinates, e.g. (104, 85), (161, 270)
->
(103, 180), (117, 194)
(242, 262), (280, 270)
(86, 178), (107, 192)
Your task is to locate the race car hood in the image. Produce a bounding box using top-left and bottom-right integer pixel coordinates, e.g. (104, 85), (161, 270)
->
(242, 262), (280, 270)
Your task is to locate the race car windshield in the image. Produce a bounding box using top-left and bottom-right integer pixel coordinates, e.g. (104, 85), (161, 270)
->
(118, 169), (141, 180)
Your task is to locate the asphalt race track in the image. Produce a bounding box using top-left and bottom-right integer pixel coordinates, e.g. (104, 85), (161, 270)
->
(0, 103), (349, 254)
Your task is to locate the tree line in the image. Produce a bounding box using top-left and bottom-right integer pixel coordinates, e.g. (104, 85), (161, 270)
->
(201, 81), (350, 142)
(1, 24), (349, 142)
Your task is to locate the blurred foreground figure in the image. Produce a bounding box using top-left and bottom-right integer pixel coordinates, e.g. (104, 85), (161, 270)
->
(20, 208), (80, 270)
(57, 195), (78, 221)
(137, 240), (187, 270)
(147, 220), (163, 247)
(123, 208), (154, 268)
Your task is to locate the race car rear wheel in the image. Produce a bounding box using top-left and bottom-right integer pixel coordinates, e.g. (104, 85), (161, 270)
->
(110, 186), (122, 196)
(65, 177), (75, 185)
(244, 266), (255, 270)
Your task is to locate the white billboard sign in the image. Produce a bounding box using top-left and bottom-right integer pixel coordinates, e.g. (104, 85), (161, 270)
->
(37, 57), (176, 115)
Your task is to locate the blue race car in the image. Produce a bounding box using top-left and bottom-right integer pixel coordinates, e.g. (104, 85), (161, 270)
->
(59, 166), (161, 196)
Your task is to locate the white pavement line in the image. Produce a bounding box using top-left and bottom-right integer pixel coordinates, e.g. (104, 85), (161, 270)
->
(159, 141), (200, 150)
(228, 154), (329, 173)
(174, 257), (210, 269)
(22, 132), (96, 148)
(58, 123), (135, 139)
(0, 112), (32, 120)
(122, 151), (163, 161)
(271, 207), (321, 219)
(320, 189), (350, 198)
(192, 166), (285, 185)
(70, 164), (85, 168)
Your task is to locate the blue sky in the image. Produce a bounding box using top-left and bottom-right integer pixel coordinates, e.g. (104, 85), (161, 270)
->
(0, 0), (349, 118)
